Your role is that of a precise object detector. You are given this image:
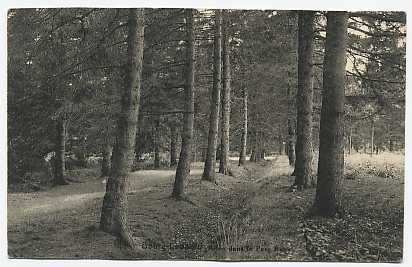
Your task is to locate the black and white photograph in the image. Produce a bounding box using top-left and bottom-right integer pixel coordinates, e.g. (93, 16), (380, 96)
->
(4, 0), (408, 264)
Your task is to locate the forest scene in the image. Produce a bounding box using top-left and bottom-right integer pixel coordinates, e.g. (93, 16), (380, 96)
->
(7, 8), (405, 262)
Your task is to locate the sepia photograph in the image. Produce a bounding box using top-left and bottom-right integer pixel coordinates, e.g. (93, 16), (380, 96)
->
(5, 0), (407, 264)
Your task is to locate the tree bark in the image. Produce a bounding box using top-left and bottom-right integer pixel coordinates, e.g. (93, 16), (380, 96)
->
(294, 11), (315, 190)
(313, 11), (348, 217)
(287, 117), (295, 166)
(172, 9), (195, 198)
(101, 142), (112, 177)
(249, 131), (255, 162)
(99, 8), (145, 246)
(53, 117), (68, 185)
(258, 131), (264, 161)
(287, 78), (296, 167)
(202, 10), (222, 182)
(170, 124), (178, 166)
(370, 118), (374, 157)
(153, 119), (161, 169)
(349, 129), (352, 154)
(238, 89), (248, 166)
(219, 12), (232, 174)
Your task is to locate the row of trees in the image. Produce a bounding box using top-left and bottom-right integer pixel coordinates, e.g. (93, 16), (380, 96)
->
(99, 9), (405, 243)
(8, 8), (405, 246)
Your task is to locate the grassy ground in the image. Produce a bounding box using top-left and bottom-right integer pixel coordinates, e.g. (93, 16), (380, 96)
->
(7, 153), (404, 262)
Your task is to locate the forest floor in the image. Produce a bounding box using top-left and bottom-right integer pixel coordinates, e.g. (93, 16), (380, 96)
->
(7, 153), (404, 262)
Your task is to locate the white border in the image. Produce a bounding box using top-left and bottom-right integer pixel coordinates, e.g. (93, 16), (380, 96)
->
(1, 1), (411, 267)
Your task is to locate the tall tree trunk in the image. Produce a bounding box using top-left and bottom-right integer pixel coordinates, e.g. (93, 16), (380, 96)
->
(370, 118), (374, 157)
(238, 89), (248, 166)
(348, 125), (352, 155)
(202, 10), (222, 182)
(170, 124), (178, 166)
(249, 131), (255, 162)
(53, 117), (68, 185)
(258, 131), (264, 161)
(254, 131), (262, 162)
(294, 11), (315, 190)
(153, 119), (161, 169)
(387, 122), (393, 152)
(99, 8), (145, 247)
(313, 11), (348, 217)
(278, 130), (283, 155)
(287, 79), (296, 167)
(172, 9), (195, 198)
(261, 149), (265, 160)
(287, 117), (295, 166)
(134, 113), (144, 163)
(101, 142), (112, 177)
(219, 12), (232, 174)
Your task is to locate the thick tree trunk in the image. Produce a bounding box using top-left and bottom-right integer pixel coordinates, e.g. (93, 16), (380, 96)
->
(53, 117), (68, 185)
(101, 142), (112, 177)
(219, 12), (232, 174)
(100, 8), (145, 246)
(313, 11), (348, 217)
(170, 124), (178, 166)
(294, 11), (315, 190)
(202, 10), (222, 182)
(238, 90), (248, 166)
(172, 9), (195, 198)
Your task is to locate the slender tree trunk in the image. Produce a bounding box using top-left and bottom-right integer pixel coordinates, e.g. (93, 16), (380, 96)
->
(202, 10), (222, 182)
(348, 126), (352, 155)
(287, 117), (295, 166)
(238, 90), (248, 166)
(134, 109), (145, 163)
(294, 11), (315, 190)
(278, 130), (283, 155)
(216, 143), (222, 161)
(153, 120), (161, 169)
(250, 150), (255, 162)
(258, 131), (264, 161)
(388, 122), (393, 152)
(370, 119), (374, 157)
(100, 8), (145, 246)
(170, 124), (178, 166)
(249, 131), (255, 162)
(53, 117), (68, 185)
(101, 142), (112, 177)
(313, 11), (348, 217)
(254, 131), (262, 162)
(219, 12), (232, 174)
(287, 78), (296, 167)
(172, 9), (195, 198)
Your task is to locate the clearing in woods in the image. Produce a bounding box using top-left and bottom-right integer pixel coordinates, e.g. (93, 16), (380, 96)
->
(7, 154), (404, 261)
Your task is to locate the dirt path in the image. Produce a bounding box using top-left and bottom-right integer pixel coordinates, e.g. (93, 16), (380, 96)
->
(8, 168), (203, 225)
